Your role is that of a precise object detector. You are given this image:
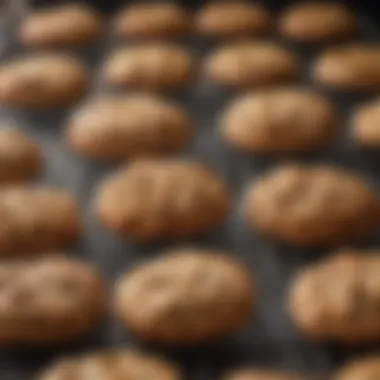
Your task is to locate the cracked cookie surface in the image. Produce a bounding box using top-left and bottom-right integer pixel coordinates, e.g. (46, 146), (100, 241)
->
(116, 249), (254, 344)
(245, 164), (379, 247)
(0, 255), (106, 345)
(289, 251), (380, 343)
(94, 159), (230, 242)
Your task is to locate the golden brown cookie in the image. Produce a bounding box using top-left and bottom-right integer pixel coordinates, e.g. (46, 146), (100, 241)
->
(0, 187), (81, 255)
(313, 45), (380, 92)
(220, 88), (338, 155)
(204, 41), (299, 89)
(278, 2), (357, 43)
(289, 251), (380, 344)
(94, 160), (230, 242)
(103, 43), (195, 92)
(115, 249), (254, 345)
(0, 255), (106, 345)
(38, 349), (181, 380)
(0, 54), (89, 109)
(352, 98), (380, 148)
(195, 1), (271, 39)
(244, 164), (379, 247)
(19, 3), (103, 49)
(66, 94), (191, 161)
(223, 368), (305, 380)
(0, 127), (43, 184)
(334, 356), (380, 380)
(113, 2), (191, 39)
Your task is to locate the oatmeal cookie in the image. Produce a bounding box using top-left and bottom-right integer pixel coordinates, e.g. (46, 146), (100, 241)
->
(195, 1), (271, 39)
(204, 41), (299, 89)
(0, 127), (43, 184)
(0, 186), (81, 255)
(66, 94), (191, 161)
(313, 45), (380, 92)
(351, 98), (380, 148)
(0, 53), (89, 108)
(289, 251), (380, 343)
(113, 2), (191, 39)
(94, 159), (230, 242)
(279, 2), (357, 43)
(0, 255), (106, 345)
(220, 88), (338, 154)
(103, 43), (195, 92)
(19, 3), (103, 48)
(38, 348), (181, 380)
(244, 164), (379, 247)
(115, 248), (254, 344)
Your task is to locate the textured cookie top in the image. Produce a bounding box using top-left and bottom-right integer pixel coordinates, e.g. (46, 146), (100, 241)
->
(0, 127), (43, 184)
(334, 356), (380, 380)
(195, 1), (271, 39)
(94, 160), (230, 241)
(0, 256), (106, 344)
(116, 249), (254, 344)
(66, 94), (191, 160)
(245, 164), (379, 247)
(103, 43), (195, 91)
(220, 88), (338, 154)
(0, 187), (80, 254)
(289, 252), (380, 343)
(279, 2), (357, 43)
(0, 54), (88, 108)
(204, 41), (299, 89)
(39, 349), (181, 380)
(224, 368), (304, 380)
(19, 4), (103, 48)
(352, 98), (380, 147)
(313, 45), (380, 92)
(113, 2), (191, 39)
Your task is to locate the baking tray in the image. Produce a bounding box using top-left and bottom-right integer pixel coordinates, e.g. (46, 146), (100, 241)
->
(0, 0), (379, 379)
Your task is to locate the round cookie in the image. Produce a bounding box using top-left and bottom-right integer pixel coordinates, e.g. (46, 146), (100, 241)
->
(94, 160), (230, 242)
(195, 1), (271, 39)
(115, 249), (254, 345)
(0, 186), (81, 255)
(313, 45), (380, 92)
(66, 94), (191, 161)
(220, 88), (338, 155)
(38, 349), (181, 380)
(223, 368), (305, 380)
(352, 98), (380, 148)
(19, 3), (103, 49)
(289, 251), (380, 344)
(103, 43), (195, 92)
(0, 255), (106, 345)
(204, 41), (299, 89)
(113, 2), (191, 39)
(244, 164), (379, 247)
(334, 356), (380, 380)
(0, 54), (89, 109)
(0, 127), (43, 184)
(278, 2), (357, 43)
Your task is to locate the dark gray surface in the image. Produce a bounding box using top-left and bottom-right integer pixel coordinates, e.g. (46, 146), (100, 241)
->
(0, 1), (379, 379)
